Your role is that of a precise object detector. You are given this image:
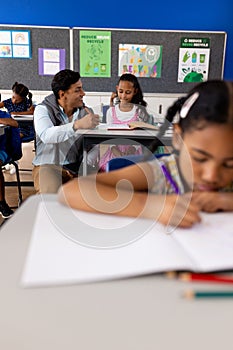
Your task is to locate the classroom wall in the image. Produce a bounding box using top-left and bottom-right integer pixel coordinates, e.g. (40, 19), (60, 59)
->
(0, 0), (232, 80)
(0, 0), (232, 119)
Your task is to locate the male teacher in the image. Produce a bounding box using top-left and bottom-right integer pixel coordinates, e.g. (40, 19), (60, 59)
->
(32, 69), (100, 193)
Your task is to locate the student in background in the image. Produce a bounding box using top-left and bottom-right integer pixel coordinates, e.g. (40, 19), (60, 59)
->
(0, 82), (35, 138)
(87, 73), (153, 171)
(0, 111), (19, 218)
(58, 80), (233, 228)
(106, 73), (150, 124)
(32, 69), (100, 194)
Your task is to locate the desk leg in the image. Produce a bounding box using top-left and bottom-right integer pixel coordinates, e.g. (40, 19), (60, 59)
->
(83, 149), (87, 176)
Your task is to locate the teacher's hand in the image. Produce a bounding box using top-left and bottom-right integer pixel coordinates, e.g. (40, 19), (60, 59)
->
(73, 107), (100, 130)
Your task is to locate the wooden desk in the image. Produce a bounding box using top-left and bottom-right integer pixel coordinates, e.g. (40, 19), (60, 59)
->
(0, 194), (232, 350)
(81, 125), (172, 175)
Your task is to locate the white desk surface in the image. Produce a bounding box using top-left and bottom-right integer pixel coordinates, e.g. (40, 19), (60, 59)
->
(78, 123), (172, 137)
(0, 194), (232, 350)
(12, 114), (34, 121)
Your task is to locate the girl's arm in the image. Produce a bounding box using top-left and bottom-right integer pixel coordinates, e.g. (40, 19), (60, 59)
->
(0, 117), (18, 128)
(192, 191), (233, 212)
(10, 104), (35, 116)
(0, 101), (4, 109)
(58, 163), (201, 228)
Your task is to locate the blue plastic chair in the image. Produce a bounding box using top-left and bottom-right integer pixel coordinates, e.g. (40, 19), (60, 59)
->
(1, 124), (23, 206)
(106, 153), (170, 172)
(102, 104), (110, 123)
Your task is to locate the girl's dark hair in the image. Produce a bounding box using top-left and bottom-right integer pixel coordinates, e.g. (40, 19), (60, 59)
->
(51, 69), (81, 99)
(12, 82), (33, 106)
(148, 80), (233, 155)
(117, 73), (151, 122)
(117, 73), (147, 107)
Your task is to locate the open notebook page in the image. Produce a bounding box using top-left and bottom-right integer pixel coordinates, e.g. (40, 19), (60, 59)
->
(21, 201), (194, 287)
(21, 201), (233, 287)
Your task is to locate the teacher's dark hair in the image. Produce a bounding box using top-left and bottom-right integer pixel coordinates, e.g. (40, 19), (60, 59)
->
(52, 69), (81, 99)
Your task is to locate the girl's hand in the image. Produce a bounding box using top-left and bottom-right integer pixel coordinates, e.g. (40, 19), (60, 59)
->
(110, 92), (118, 106)
(192, 191), (233, 212)
(156, 193), (201, 228)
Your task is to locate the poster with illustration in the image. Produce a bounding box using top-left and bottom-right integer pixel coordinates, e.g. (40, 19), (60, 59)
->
(118, 44), (162, 78)
(79, 30), (111, 77)
(0, 30), (31, 58)
(178, 38), (210, 82)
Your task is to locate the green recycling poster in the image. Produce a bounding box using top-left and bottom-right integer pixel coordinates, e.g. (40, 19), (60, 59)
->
(79, 30), (111, 77)
(178, 38), (210, 82)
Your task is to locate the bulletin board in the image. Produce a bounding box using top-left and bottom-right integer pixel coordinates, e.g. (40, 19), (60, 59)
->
(0, 25), (226, 93)
(73, 28), (226, 93)
(0, 25), (70, 90)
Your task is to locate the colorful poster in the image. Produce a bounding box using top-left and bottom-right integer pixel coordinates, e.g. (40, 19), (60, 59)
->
(0, 30), (31, 58)
(79, 30), (111, 77)
(38, 48), (66, 76)
(118, 44), (162, 78)
(178, 38), (210, 82)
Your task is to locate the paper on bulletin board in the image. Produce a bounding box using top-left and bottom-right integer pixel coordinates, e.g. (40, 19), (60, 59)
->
(38, 48), (66, 76)
(0, 30), (31, 58)
(118, 44), (163, 78)
(79, 30), (111, 77)
(177, 37), (210, 83)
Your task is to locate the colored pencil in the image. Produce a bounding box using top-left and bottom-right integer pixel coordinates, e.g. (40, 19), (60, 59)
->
(183, 290), (233, 299)
(179, 272), (233, 284)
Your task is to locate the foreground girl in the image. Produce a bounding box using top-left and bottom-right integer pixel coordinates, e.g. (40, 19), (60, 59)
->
(58, 80), (233, 228)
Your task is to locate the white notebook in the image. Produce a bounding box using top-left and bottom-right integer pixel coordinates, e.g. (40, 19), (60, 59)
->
(21, 201), (233, 287)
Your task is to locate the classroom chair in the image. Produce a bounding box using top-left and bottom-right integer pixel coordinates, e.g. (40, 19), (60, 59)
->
(2, 125), (24, 206)
(102, 104), (109, 123)
(106, 152), (169, 172)
(2, 156), (23, 207)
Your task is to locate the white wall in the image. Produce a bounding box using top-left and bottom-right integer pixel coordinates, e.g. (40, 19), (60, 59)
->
(0, 90), (184, 123)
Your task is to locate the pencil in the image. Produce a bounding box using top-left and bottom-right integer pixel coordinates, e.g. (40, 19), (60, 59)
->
(179, 272), (233, 284)
(183, 290), (233, 299)
(160, 162), (180, 194)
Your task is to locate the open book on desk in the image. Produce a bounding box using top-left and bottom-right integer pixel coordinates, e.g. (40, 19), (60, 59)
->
(21, 200), (233, 287)
(107, 121), (159, 131)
